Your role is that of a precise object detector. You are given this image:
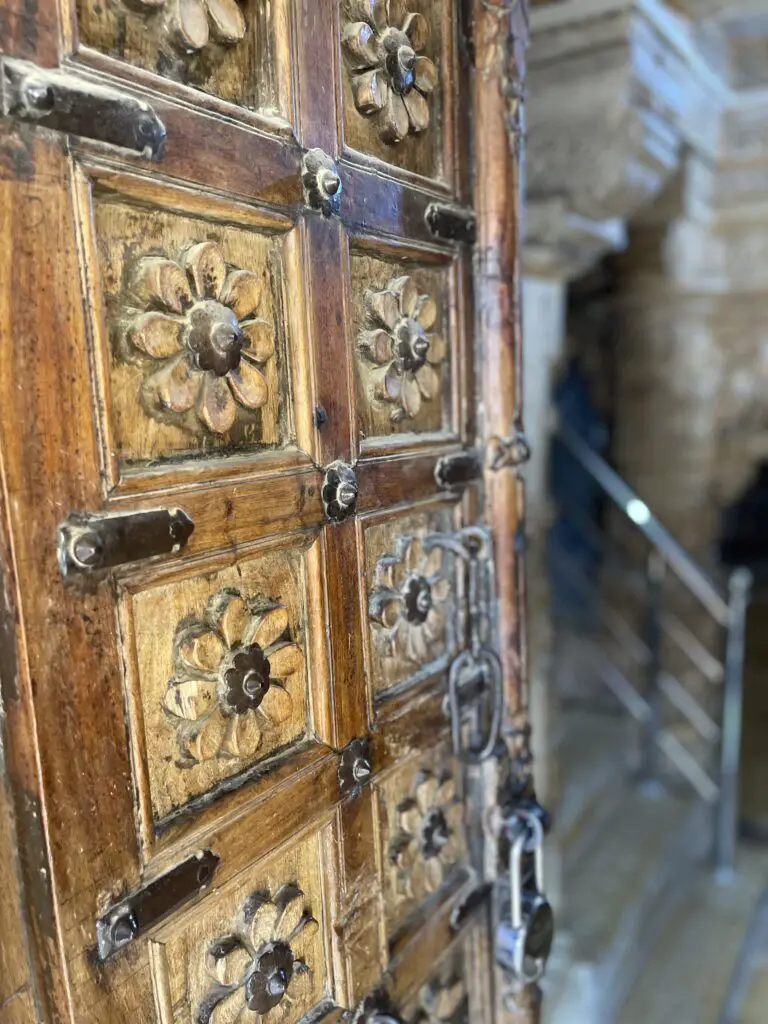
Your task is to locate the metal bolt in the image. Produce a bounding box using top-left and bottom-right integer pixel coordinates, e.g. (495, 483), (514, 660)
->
(353, 756), (372, 782)
(72, 531), (103, 568)
(337, 482), (357, 509)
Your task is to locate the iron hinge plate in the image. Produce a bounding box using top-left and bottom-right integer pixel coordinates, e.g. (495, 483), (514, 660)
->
(58, 507), (194, 578)
(95, 850), (218, 961)
(1, 58), (166, 159)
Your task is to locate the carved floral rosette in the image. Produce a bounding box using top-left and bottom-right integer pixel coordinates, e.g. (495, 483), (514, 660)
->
(389, 769), (463, 898)
(369, 533), (451, 667)
(415, 966), (468, 1024)
(120, 0), (248, 56)
(359, 274), (446, 423)
(163, 588), (304, 767)
(198, 884), (318, 1024)
(342, 0), (439, 144)
(122, 241), (276, 436)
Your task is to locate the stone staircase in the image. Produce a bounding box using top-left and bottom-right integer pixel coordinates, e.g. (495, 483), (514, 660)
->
(541, 708), (712, 1024)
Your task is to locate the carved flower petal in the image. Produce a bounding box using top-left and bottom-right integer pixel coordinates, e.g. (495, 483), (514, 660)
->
(415, 363), (439, 399)
(431, 577), (451, 600)
(399, 802), (421, 836)
(414, 294), (437, 329)
(425, 855), (444, 893)
(250, 606), (289, 649)
(410, 855), (428, 895)
(208, 940), (251, 987)
(198, 982), (243, 1024)
(404, 537), (422, 570)
(163, 678), (218, 721)
(228, 360), (268, 410)
(188, 710), (228, 761)
(241, 319), (275, 363)
(422, 544), (443, 578)
(268, 643), (304, 679)
(342, 21), (379, 68)
(402, 375), (422, 417)
(128, 312), (184, 359)
(389, 275), (419, 317)
(415, 774), (439, 814)
(423, 606), (445, 643)
(221, 711), (262, 759)
(149, 355), (204, 413)
(167, 0), (210, 52)
(182, 241), (227, 300)
(378, 91), (409, 144)
(438, 774), (456, 805)
(220, 269), (262, 320)
(351, 68), (389, 114)
(275, 889), (306, 942)
(179, 627), (225, 672)
(380, 597), (400, 630)
(258, 682), (293, 726)
(366, 287), (400, 331)
(386, 0), (409, 30)
(436, 979), (465, 1019)
(382, 363), (402, 402)
(426, 333), (447, 365)
(249, 902), (280, 950)
(402, 10), (428, 50)
(216, 594), (250, 648)
(347, 0), (387, 30)
(414, 55), (438, 94)
(406, 624), (429, 664)
(206, 0), (246, 45)
(198, 374), (237, 434)
(359, 328), (392, 365)
(134, 257), (193, 314)
(403, 88), (430, 134)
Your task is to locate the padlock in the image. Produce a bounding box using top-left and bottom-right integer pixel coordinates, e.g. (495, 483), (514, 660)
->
(495, 811), (554, 985)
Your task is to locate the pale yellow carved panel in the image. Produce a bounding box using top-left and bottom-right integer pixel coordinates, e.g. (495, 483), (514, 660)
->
(363, 507), (456, 696)
(92, 192), (294, 468)
(376, 743), (465, 938)
(351, 251), (452, 443)
(340, 0), (449, 182)
(123, 546), (310, 822)
(150, 831), (328, 1024)
(76, 0), (290, 115)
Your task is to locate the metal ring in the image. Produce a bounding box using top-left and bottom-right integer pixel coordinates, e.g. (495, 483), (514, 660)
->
(448, 648), (504, 764)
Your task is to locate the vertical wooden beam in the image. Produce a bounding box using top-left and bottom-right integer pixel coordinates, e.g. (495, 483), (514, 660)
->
(471, 1), (538, 1020)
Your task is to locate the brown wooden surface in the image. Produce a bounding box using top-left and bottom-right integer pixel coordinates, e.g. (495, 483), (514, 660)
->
(0, 0), (531, 1021)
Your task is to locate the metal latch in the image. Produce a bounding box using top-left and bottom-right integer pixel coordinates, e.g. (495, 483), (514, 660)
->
(425, 202), (476, 244)
(434, 449), (482, 491)
(1, 58), (167, 160)
(58, 507), (194, 578)
(429, 525), (503, 763)
(95, 850), (218, 961)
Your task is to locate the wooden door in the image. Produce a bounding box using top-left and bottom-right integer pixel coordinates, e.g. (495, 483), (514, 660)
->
(0, 0), (532, 1022)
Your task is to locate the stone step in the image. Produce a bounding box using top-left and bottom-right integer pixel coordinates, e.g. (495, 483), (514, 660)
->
(542, 786), (711, 1024)
(618, 844), (768, 1024)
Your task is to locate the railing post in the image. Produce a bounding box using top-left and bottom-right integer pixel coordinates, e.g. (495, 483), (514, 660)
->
(715, 567), (753, 880)
(639, 551), (665, 785)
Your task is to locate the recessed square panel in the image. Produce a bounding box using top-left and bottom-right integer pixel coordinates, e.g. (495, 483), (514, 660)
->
(351, 246), (456, 446)
(375, 742), (466, 940)
(76, 0), (291, 117)
(340, 0), (453, 184)
(122, 543), (314, 823)
(89, 188), (299, 474)
(362, 505), (458, 698)
(150, 829), (330, 1024)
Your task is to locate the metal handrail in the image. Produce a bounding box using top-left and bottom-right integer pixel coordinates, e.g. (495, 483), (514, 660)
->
(557, 424), (731, 625)
(552, 423), (753, 875)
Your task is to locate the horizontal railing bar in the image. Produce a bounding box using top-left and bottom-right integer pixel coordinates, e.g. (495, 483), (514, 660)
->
(557, 425), (731, 625)
(658, 672), (721, 743)
(655, 729), (719, 804)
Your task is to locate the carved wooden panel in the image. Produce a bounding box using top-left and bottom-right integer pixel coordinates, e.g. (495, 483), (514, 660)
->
(86, 185), (301, 476)
(121, 542), (314, 825)
(375, 743), (465, 940)
(75, 0), (292, 118)
(340, 0), (453, 184)
(150, 830), (329, 1024)
(363, 506), (457, 698)
(405, 946), (469, 1024)
(351, 246), (455, 446)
